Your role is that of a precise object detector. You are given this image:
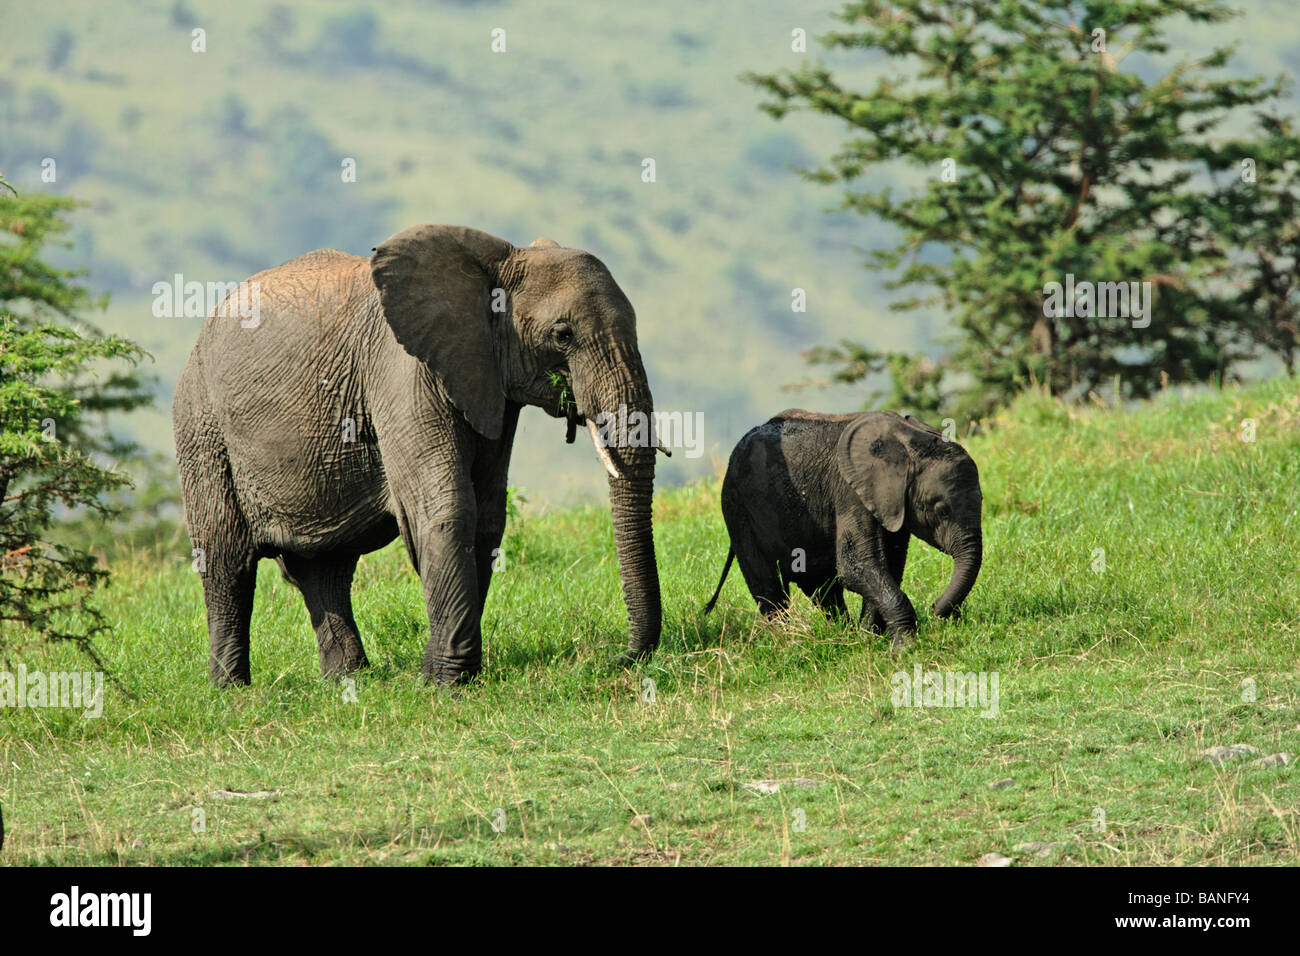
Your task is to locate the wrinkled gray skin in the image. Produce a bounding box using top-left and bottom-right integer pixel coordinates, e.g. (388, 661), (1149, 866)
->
(174, 226), (661, 685)
(704, 410), (982, 648)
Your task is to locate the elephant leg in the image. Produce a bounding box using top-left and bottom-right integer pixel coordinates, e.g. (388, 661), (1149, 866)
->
(471, 405), (519, 612)
(838, 524), (916, 647)
(884, 528), (909, 586)
(815, 580), (849, 621)
(860, 597), (884, 633)
(862, 530), (909, 632)
(176, 419), (258, 686)
(802, 577), (847, 621)
(752, 578), (789, 617)
(473, 505), (506, 612)
(401, 505), (483, 684)
(201, 551), (258, 686)
(278, 552), (367, 677)
(732, 534), (789, 616)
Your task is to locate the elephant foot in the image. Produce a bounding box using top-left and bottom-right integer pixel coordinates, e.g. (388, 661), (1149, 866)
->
(209, 670), (251, 688)
(318, 645), (369, 679)
(423, 669), (480, 686)
(421, 635), (482, 684)
(320, 655), (369, 679)
(421, 660), (481, 685)
(613, 644), (655, 668)
(209, 658), (251, 687)
(889, 631), (916, 653)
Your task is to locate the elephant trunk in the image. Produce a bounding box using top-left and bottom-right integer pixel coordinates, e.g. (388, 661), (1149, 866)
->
(608, 464), (661, 658)
(584, 353), (662, 661)
(932, 532), (981, 619)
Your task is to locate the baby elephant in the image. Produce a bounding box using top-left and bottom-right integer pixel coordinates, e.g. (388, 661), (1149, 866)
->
(704, 410), (983, 648)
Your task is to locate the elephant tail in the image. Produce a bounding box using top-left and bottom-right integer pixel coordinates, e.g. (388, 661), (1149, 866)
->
(702, 547), (735, 615)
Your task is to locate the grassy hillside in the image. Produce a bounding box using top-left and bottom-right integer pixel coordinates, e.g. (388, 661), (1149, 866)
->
(2, 376), (1298, 865)
(3, 0), (1298, 504)
(0, 0), (894, 504)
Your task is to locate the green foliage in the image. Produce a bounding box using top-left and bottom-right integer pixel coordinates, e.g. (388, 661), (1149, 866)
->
(0, 318), (143, 662)
(804, 340), (948, 415)
(505, 486), (527, 526)
(502, 485), (528, 555)
(998, 379), (1074, 430)
(1200, 113), (1300, 374)
(0, 189), (106, 324)
(0, 178), (152, 658)
(749, 0), (1298, 421)
(0, 187), (153, 455)
(548, 370), (576, 417)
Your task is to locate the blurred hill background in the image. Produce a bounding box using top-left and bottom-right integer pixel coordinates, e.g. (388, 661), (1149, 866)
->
(2, 0), (1297, 506)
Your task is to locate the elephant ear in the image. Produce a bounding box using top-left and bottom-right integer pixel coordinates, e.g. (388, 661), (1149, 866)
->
(901, 413), (946, 440)
(371, 225), (514, 439)
(836, 413), (909, 533)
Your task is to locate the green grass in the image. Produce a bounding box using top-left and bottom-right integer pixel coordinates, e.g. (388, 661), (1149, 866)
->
(3, 377), (1300, 865)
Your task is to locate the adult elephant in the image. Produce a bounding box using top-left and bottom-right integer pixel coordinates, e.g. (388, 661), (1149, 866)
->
(173, 226), (661, 685)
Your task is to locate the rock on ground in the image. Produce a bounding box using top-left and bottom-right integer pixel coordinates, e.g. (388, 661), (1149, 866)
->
(1197, 744), (1259, 766)
(743, 778), (821, 795)
(1253, 752), (1294, 767)
(207, 789), (280, 801)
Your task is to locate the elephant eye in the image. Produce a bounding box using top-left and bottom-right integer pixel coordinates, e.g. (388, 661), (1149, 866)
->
(552, 324), (574, 347)
(934, 501), (951, 519)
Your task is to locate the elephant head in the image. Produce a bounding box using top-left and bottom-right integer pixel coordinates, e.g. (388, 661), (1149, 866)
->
(837, 412), (983, 620)
(369, 225), (661, 657)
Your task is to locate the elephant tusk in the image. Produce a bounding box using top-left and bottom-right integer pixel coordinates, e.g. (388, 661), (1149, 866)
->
(587, 418), (624, 480)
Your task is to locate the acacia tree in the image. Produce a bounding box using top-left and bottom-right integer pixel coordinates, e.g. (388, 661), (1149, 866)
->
(0, 176), (146, 661)
(1201, 114), (1300, 375)
(0, 184), (152, 453)
(0, 319), (142, 661)
(749, 0), (1293, 420)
